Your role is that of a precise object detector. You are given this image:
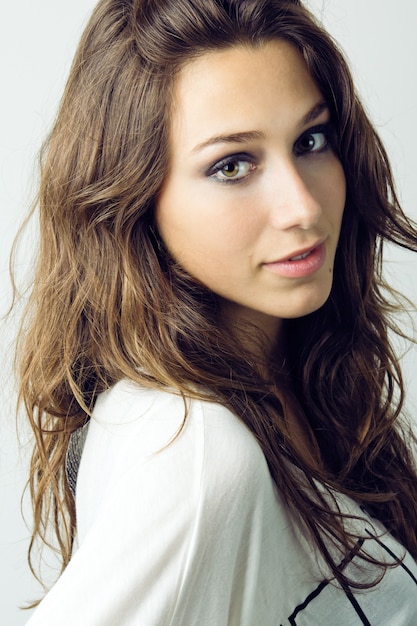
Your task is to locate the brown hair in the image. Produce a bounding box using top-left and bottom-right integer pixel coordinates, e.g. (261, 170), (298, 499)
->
(16, 0), (417, 593)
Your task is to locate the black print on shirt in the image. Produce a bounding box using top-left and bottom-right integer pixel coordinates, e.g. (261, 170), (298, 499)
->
(280, 532), (417, 626)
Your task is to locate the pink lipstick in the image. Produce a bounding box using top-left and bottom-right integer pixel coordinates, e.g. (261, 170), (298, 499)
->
(263, 242), (326, 278)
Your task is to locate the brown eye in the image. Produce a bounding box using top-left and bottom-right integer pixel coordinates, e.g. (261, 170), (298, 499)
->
(221, 162), (241, 177)
(296, 131), (328, 155)
(211, 158), (255, 182)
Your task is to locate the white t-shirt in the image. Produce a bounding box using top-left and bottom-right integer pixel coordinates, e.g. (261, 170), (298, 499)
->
(26, 379), (417, 625)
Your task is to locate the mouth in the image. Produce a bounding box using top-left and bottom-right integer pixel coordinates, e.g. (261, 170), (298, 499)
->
(288, 249), (314, 261)
(277, 239), (327, 263)
(263, 240), (327, 278)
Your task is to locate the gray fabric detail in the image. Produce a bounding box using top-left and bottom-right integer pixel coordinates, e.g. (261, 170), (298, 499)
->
(65, 422), (90, 497)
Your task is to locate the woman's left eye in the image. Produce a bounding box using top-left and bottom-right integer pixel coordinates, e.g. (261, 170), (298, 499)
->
(295, 126), (331, 155)
(208, 156), (256, 183)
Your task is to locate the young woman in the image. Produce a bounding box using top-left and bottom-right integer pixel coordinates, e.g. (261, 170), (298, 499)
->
(19, 0), (417, 624)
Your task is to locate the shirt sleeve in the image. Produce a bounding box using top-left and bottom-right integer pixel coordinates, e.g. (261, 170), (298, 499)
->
(25, 383), (274, 626)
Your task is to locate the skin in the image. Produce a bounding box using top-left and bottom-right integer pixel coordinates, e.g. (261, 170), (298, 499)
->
(156, 40), (346, 348)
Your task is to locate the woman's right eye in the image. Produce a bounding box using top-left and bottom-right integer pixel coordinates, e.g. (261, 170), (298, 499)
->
(207, 155), (257, 183)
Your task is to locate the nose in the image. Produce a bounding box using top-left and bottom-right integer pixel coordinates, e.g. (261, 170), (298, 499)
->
(267, 162), (322, 231)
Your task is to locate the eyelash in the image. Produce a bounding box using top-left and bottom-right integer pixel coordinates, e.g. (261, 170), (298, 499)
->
(206, 122), (335, 185)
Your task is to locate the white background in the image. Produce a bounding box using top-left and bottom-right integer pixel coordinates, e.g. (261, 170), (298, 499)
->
(1, 1), (416, 623)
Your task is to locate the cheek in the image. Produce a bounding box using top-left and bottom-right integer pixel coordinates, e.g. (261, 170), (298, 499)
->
(156, 184), (258, 265)
(159, 213), (249, 271)
(156, 199), (224, 276)
(320, 159), (346, 222)
(334, 165), (347, 224)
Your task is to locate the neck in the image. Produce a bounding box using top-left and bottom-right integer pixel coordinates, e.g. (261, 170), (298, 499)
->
(220, 301), (284, 363)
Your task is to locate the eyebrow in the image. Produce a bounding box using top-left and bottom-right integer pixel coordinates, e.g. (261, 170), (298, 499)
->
(191, 100), (329, 154)
(191, 130), (264, 154)
(302, 101), (329, 125)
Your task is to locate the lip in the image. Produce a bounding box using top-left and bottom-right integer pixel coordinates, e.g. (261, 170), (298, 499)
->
(263, 241), (327, 278)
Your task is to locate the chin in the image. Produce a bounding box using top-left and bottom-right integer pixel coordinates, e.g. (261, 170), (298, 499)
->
(279, 287), (333, 320)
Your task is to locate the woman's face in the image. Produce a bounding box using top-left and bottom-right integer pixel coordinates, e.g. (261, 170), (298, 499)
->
(156, 40), (346, 342)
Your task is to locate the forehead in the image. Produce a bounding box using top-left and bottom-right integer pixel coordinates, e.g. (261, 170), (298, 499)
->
(169, 40), (324, 147)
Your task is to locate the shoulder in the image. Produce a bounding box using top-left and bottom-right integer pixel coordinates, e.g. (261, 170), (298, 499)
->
(90, 378), (266, 473)
(76, 379), (272, 531)
(28, 382), (291, 625)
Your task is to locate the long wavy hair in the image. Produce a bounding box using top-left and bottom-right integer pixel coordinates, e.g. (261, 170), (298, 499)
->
(16, 0), (417, 593)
